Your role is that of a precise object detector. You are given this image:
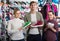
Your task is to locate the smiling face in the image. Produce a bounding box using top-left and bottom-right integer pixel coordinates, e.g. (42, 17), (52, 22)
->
(14, 10), (21, 18)
(48, 12), (54, 20)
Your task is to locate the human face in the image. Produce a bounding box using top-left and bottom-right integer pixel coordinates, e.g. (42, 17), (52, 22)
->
(30, 3), (38, 11)
(48, 12), (54, 20)
(15, 11), (21, 18)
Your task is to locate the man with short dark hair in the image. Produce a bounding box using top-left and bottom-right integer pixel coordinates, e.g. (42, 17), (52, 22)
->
(24, 1), (44, 41)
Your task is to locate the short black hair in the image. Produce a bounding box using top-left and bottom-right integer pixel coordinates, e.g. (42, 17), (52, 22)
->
(30, 1), (38, 6)
(48, 11), (55, 15)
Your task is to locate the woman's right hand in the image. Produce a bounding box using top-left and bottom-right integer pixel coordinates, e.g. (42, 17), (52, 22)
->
(44, 24), (50, 31)
(18, 28), (22, 31)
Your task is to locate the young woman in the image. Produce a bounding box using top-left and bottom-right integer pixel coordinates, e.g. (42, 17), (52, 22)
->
(44, 11), (58, 41)
(7, 9), (25, 41)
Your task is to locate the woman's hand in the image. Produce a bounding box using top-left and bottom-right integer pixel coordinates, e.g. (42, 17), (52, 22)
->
(44, 24), (50, 31)
(50, 27), (57, 32)
(18, 28), (22, 31)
